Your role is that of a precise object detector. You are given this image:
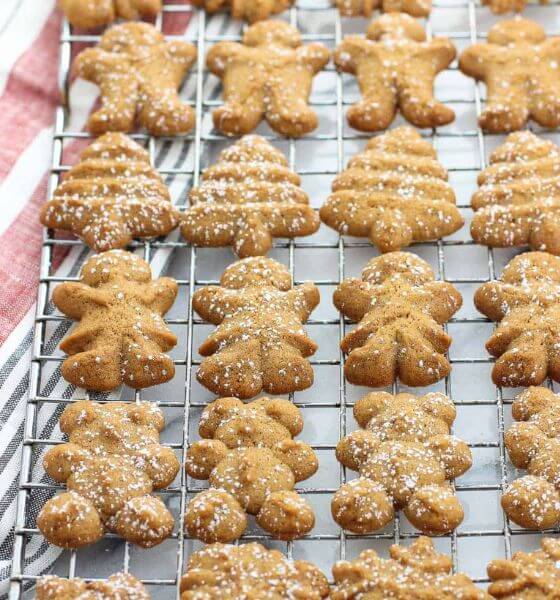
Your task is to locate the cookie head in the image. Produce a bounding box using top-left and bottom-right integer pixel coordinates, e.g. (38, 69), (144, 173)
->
(243, 20), (301, 47)
(220, 256), (293, 290)
(487, 18), (546, 46)
(80, 250), (152, 286)
(367, 13), (427, 42)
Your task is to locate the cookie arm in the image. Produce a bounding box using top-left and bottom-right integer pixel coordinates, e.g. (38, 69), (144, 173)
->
(458, 44), (493, 80)
(296, 43), (331, 74)
(474, 281), (531, 321)
(286, 283), (320, 320)
(192, 286), (231, 324)
(52, 282), (110, 320)
(528, 40), (560, 129)
(333, 279), (374, 322)
(143, 277), (179, 315)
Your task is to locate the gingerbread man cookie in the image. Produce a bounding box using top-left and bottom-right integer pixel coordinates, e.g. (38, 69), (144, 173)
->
(335, 0), (431, 17)
(334, 252), (462, 387)
(37, 572), (150, 599)
(460, 19), (560, 133)
(471, 131), (560, 255)
(320, 127), (463, 251)
(192, 0), (293, 22)
(487, 538), (560, 598)
(501, 387), (560, 530)
(332, 537), (489, 599)
(181, 135), (319, 257)
(180, 543), (329, 599)
(334, 14), (456, 131)
(192, 256), (319, 399)
(75, 22), (197, 136)
(185, 396), (318, 542)
(332, 392), (471, 535)
(206, 20), (330, 136)
(41, 133), (178, 252)
(53, 250), (178, 391)
(474, 252), (560, 387)
(37, 400), (179, 549)
(59, 0), (161, 29)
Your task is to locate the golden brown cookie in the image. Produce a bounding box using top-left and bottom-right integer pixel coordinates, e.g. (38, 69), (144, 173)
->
(474, 252), (560, 387)
(471, 132), (560, 255)
(192, 256), (319, 399)
(41, 133), (178, 252)
(488, 538), (560, 598)
(332, 391), (471, 535)
(320, 127), (463, 251)
(181, 135), (319, 257)
(180, 543), (329, 599)
(482, 0), (546, 14)
(53, 250), (178, 391)
(335, 0), (431, 17)
(206, 20), (330, 137)
(185, 396), (317, 542)
(334, 14), (455, 131)
(334, 252), (462, 387)
(192, 0), (293, 22)
(332, 536), (489, 599)
(501, 387), (560, 530)
(59, 0), (161, 29)
(37, 400), (179, 549)
(75, 22), (197, 136)
(459, 19), (560, 133)
(37, 572), (150, 599)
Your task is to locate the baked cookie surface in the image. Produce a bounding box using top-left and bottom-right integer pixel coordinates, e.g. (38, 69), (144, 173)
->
(334, 14), (455, 131)
(332, 391), (471, 535)
(37, 400), (178, 549)
(207, 20), (330, 137)
(192, 256), (319, 399)
(180, 543), (329, 599)
(75, 22), (196, 136)
(41, 133), (178, 252)
(37, 572), (150, 599)
(59, 0), (161, 29)
(335, 0), (431, 17)
(192, 0), (293, 22)
(334, 252), (462, 387)
(185, 396), (317, 542)
(181, 135), (319, 257)
(320, 126), (463, 251)
(53, 250), (178, 391)
(471, 131), (560, 255)
(460, 19), (560, 132)
(474, 252), (560, 387)
(332, 536), (489, 599)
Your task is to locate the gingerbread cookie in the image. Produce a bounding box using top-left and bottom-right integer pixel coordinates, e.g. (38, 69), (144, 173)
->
(185, 396), (317, 542)
(471, 132), (560, 255)
(474, 252), (560, 387)
(192, 0), (293, 22)
(332, 392), (471, 535)
(59, 0), (161, 29)
(192, 257), (319, 399)
(181, 135), (319, 257)
(320, 127), (463, 251)
(488, 538), (560, 598)
(501, 387), (560, 530)
(334, 14), (455, 131)
(482, 0), (546, 14)
(53, 250), (178, 391)
(335, 0), (431, 17)
(37, 572), (150, 599)
(334, 252), (462, 387)
(180, 543), (329, 599)
(41, 133), (178, 252)
(37, 400), (179, 549)
(206, 20), (330, 137)
(332, 537), (488, 599)
(75, 23), (197, 136)
(459, 19), (560, 133)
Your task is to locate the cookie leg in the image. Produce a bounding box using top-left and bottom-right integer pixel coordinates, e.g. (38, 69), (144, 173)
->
(529, 77), (560, 129)
(398, 66), (455, 128)
(261, 344), (314, 394)
(122, 335), (175, 389)
(213, 67), (265, 135)
(348, 65), (396, 131)
(479, 74), (529, 133)
(113, 495), (174, 548)
(404, 484), (464, 534)
(139, 88), (195, 136)
(257, 491), (315, 540)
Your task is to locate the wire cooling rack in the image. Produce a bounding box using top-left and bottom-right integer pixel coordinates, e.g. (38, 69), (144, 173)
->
(8, 1), (560, 598)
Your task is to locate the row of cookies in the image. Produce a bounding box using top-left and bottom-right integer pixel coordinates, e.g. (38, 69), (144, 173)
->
(35, 536), (560, 598)
(68, 14), (560, 137)
(60, 0), (551, 27)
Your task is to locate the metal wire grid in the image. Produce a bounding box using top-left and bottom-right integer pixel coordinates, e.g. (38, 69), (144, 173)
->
(8, 1), (560, 597)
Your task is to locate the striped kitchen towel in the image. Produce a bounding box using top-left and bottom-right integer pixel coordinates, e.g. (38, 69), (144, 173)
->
(0, 1), (240, 596)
